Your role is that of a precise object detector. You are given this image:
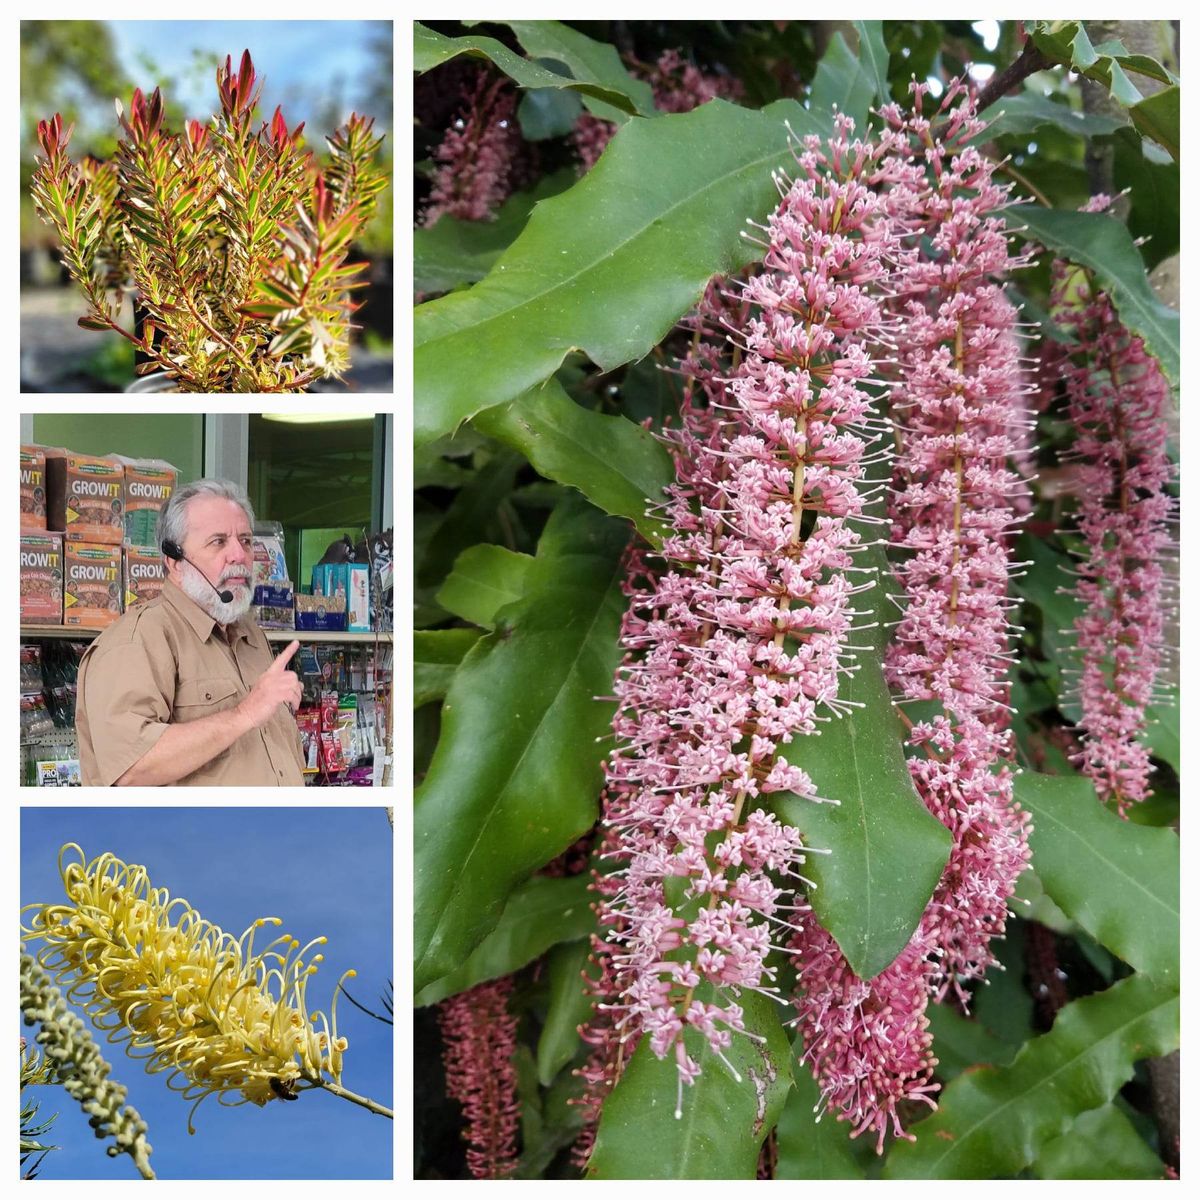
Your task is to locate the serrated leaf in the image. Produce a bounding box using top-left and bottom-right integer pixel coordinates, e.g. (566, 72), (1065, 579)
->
(414, 628), (482, 707)
(436, 543), (534, 629)
(809, 31), (875, 130)
(496, 20), (656, 123)
(537, 939), (596, 1086)
(414, 22), (641, 115)
(1008, 206), (1179, 385)
(414, 498), (629, 993)
(883, 974), (1179, 1179)
(768, 539), (952, 979)
(774, 1035), (865, 1178)
(415, 172), (575, 295)
(1033, 1103), (1164, 1180)
(414, 98), (822, 443)
(415, 874), (594, 1006)
(853, 21), (891, 105)
(473, 376), (675, 546)
(980, 90), (1125, 141)
(1013, 771), (1179, 986)
(586, 986), (793, 1179)
(1129, 86), (1180, 161)
(1029, 21), (1179, 158)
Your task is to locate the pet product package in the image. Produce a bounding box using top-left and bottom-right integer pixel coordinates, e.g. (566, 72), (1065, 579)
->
(124, 544), (166, 609)
(20, 532), (63, 625)
(44, 449), (125, 545)
(64, 540), (123, 629)
(253, 522), (288, 587)
(21, 445), (47, 530)
(112, 456), (177, 546)
(295, 592), (347, 632)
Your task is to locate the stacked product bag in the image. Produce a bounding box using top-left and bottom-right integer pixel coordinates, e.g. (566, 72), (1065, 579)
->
(112, 456), (176, 611)
(20, 446), (178, 628)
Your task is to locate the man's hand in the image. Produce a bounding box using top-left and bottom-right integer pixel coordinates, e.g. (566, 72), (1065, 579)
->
(238, 640), (303, 729)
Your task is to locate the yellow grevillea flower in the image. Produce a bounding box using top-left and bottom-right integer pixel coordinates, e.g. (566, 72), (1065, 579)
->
(21, 844), (355, 1132)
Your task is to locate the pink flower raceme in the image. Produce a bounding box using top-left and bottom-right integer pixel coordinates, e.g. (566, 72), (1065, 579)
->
(437, 979), (520, 1179)
(789, 921), (939, 1154)
(787, 83), (1032, 1155)
(1050, 206), (1176, 814)
(423, 72), (519, 225)
(882, 81), (1033, 999)
(596, 115), (902, 1117)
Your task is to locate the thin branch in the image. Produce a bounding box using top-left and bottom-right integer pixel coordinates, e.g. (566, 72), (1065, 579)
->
(313, 1077), (393, 1120)
(973, 39), (1054, 115)
(338, 980), (394, 1026)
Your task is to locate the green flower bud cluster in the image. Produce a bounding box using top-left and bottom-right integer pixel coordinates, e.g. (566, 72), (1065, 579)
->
(20, 946), (155, 1181)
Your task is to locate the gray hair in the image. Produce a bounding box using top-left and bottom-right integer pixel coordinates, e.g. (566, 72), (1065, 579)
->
(156, 478), (257, 550)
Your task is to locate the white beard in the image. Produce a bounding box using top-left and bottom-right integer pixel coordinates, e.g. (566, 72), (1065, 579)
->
(179, 561), (254, 627)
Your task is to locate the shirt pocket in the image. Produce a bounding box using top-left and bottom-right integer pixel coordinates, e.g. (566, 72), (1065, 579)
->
(173, 677), (241, 721)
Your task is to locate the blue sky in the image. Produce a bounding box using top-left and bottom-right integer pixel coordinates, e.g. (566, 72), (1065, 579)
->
(106, 20), (391, 133)
(20, 807), (393, 1181)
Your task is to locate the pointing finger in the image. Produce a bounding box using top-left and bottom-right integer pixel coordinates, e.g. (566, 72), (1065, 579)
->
(271, 640), (301, 671)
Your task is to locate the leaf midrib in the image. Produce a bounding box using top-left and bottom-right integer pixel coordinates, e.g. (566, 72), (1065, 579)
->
(415, 108), (793, 353)
(910, 986), (1177, 1175)
(1026, 795), (1179, 921)
(415, 555), (624, 975)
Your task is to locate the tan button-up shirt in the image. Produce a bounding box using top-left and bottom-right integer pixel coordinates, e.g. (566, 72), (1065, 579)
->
(77, 579), (306, 786)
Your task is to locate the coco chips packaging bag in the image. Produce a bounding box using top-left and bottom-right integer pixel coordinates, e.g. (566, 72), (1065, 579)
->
(44, 449), (124, 545)
(113, 456), (177, 546)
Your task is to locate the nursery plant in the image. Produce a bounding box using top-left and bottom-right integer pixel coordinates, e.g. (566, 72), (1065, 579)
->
(413, 19), (1180, 1181)
(30, 49), (387, 392)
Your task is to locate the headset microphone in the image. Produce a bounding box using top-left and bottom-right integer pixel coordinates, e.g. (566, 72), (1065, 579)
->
(161, 539), (236, 604)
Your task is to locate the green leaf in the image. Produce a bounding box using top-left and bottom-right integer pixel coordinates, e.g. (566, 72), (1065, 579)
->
(768, 539), (952, 979)
(413, 22), (642, 115)
(414, 498), (629, 994)
(981, 90), (1125, 141)
(414, 874), (594, 1006)
(435, 543), (534, 629)
(1034, 1103), (1165, 1180)
(926, 1002), (1018, 1083)
(586, 986), (793, 1179)
(969, 918), (1036, 1050)
(774, 1036), (865, 1178)
(1013, 771), (1179, 987)
(415, 450), (523, 590)
(883, 974), (1179, 1179)
(414, 98), (822, 443)
(1142, 687), (1179, 774)
(494, 20), (657, 123)
(474, 376), (676, 545)
(853, 21), (892, 105)
(518, 85), (584, 140)
(809, 32), (875, 131)
(1009, 206), (1180, 385)
(1029, 22), (1179, 158)
(414, 171), (575, 295)
(1129, 85), (1180, 161)
(537, 939), (596, 1086)
(413, 628), (483, 707)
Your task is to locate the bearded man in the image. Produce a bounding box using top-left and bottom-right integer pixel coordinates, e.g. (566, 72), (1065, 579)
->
(76, 478), (305, 786)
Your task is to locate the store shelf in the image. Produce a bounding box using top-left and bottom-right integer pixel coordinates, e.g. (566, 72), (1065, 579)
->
(22, 625), (392, 644)
(264, 630), (392, 644)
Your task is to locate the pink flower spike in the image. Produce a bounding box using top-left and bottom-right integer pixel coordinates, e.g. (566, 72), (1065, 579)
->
(1049, 202), (1177, 815)
(593, 115), (904, 1110)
